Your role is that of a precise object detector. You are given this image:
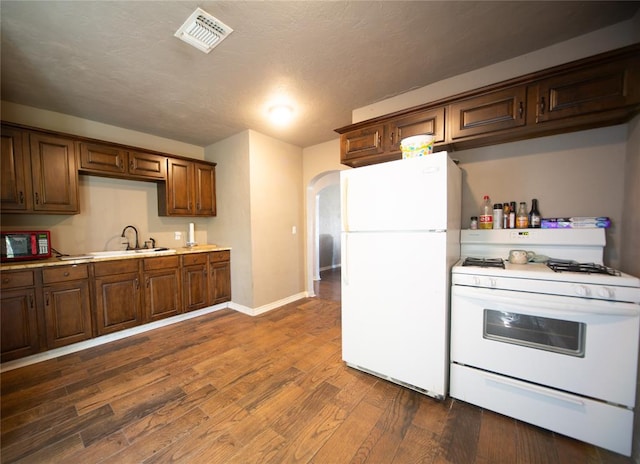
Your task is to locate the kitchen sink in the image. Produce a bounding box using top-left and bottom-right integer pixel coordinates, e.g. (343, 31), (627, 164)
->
(89, 248), (176, 258)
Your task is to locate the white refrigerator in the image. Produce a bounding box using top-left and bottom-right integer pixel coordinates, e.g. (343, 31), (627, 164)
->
(340, 152), (461, 399)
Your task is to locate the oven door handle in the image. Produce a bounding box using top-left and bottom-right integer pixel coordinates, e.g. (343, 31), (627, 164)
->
(453, 285), (640, 317)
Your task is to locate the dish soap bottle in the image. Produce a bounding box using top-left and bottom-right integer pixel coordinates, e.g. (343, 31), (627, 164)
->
(479, 195), (493, 229)
(516, 202), (529, 228)
(529, 198), (541, 228)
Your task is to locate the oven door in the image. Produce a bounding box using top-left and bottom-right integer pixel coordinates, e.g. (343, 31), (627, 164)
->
(450, 285), (640, 407)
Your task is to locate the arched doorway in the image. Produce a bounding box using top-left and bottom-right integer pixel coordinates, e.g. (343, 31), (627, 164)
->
(306, 170), (341, 297)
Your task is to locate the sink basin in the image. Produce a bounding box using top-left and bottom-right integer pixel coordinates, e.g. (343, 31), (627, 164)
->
(89, 248), (176, 258)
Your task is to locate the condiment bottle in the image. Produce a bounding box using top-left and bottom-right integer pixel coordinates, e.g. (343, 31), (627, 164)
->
(479, 195), (493, 229)
(493, 203), (503, 229)
(529, 198), (541, 228)
(470, 216), (478, 230)
(516, 202), (529, 228)
(509, 201), (516, 228)
(503, 203), (510, 229)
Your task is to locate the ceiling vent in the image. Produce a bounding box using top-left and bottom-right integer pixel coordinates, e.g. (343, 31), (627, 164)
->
(174, 7), (233, 54)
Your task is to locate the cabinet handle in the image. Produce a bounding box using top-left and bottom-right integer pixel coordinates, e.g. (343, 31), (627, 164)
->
(518, 101), (524, 119)
(64, 271), (70, 277)
(19, 191), (24, 204)
(539, 96), (546, 115)
(30, 295), (34, 309)
(130, 160), (134, 171)
(34, 192), (40, 204)
(2, 277), (9, 284)
(45, 292), (49, 306)
(146, 277), (150, 288)
(390, 132), (394, 145)
(135, 278), (140, 290)
(377, 135), (381, 147)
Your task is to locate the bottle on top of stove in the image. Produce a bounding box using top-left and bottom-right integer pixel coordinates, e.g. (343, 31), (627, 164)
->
(503, 203), (510, 229)
(516, 201), (529, 228)
(509, 201), (516, 228)
(479, 195), (493, 229)
(529, 198), (541, 228)
(493, 203), (503, 229)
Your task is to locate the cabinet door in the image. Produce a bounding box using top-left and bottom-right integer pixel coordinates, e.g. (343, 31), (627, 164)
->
(194, 162), (216, 216)
(449, 86), (527, 140)
(94, 272), (142, 335)
(1, 288), (39, 361)
(29, 132), (79, 213)
(209, 257), (231, 304)
(388, 107), (446, 153)
(341, 124), (386, 162)
(129, 151), (167, 180)
(79, 142), (127, 175)
(144, 262), (181, 322)
(43, 280), (92, 348)
(1, 125), (32, 211)
(164, 158), (193, 215)
(535, 58), (640, 124)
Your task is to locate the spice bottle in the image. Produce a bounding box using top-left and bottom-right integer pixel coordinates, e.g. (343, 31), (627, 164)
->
(493, 203), (503, 229)
(516, 202), (529, 228)
(529, 199), (541, 228)
(509, 201), (517, 228)
(479, 195), (493, 229)
(470, 216), (478, 230)
(503, 203), (510, 229)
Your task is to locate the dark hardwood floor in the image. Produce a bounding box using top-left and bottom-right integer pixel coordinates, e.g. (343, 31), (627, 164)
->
(0, 268), (632, 463)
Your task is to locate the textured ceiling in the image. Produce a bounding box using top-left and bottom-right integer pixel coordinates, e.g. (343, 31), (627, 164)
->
(1, 1), (639, 148)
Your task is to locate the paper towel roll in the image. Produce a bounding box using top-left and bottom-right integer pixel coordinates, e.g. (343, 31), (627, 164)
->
(188, 223), (195, 244)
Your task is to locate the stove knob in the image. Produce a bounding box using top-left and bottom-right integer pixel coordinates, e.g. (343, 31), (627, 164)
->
(575, 285), (590, 297)
(597, 287), (614, 299)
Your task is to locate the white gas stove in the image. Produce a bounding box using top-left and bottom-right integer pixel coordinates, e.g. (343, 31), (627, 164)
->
(449, 228), (640, 457)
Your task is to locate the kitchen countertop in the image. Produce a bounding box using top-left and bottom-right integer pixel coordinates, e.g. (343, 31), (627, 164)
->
(1, 245), (231, 271)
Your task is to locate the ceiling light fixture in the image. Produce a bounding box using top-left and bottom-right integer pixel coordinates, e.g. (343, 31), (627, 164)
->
(268, 105), (295, 126)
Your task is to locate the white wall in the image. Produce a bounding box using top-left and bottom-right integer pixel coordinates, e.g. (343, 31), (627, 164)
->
(206, 130), (304, 311)
(204, 131), (253, 308)
(248, 130), (304, 308)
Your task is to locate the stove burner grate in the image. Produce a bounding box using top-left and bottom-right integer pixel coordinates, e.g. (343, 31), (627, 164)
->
(462, 257), (505, 269)
(546, 259), (621, 276)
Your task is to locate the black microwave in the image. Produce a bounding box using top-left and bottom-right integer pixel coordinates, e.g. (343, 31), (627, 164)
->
(1, 231), (52, 262)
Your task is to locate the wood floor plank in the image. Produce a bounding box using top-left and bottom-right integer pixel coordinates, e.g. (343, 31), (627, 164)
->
(475, 409), (518, 464)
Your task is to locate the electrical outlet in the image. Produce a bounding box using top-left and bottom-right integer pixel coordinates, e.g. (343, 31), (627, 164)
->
(174, 231), (182, 241)
(292, 226), (297, 235)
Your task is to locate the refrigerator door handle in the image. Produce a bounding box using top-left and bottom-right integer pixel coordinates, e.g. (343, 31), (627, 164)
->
(342, 177), (349, 232)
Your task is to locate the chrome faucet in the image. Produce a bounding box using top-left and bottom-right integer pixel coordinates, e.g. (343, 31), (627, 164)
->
(121, 225), (140, 250)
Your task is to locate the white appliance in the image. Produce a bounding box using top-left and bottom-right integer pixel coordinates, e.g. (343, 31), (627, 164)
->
(340, 152), (461, 399)
(450, 228), (640, 456)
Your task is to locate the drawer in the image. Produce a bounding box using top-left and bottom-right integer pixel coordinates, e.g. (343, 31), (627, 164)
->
(93, 259), (140, 277)
(144, 255), (179, 271)
(181, 253), (208, 266)
(1, 270), (35, 289)
(42, 264), (89, 284)
(209, 250), (230, 263)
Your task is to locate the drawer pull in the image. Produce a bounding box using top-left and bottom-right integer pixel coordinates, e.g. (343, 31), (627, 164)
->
(2, 277), (9, 284)
(64, 272), (70, 277)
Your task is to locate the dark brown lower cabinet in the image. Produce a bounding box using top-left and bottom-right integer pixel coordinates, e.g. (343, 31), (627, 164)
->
(42, 264), (92, 349)
(210, 251), (231, 304)
(182, 253), (209, 312)
(0, 270), (40, 362)
(143, 256), (182, 322)
(93, 260), (143, 335)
